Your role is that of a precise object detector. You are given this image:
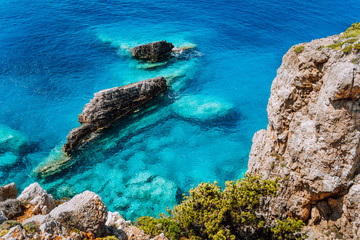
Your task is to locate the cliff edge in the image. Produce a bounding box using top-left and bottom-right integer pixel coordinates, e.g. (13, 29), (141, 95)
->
(248, 24), (360, 239)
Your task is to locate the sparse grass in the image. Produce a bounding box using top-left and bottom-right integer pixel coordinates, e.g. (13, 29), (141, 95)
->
(293, 46), (305, 54)
(0, 220), (21, 231)
(343, 22), (360, 38)
(327, 42), (343, 50)
(344, 38), (358, 44)
(343, 45), (353, 54)
(354, 42), (360, 50)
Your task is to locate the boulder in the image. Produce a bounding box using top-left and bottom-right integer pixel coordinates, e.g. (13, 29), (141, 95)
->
(49, 191), (107, 237)
(130, 41), (174, 61)
(63, 76), (168, 154)
(0, 199), (23, 219)
(0, 183), (17, 202)
(17, 182), (56, 214)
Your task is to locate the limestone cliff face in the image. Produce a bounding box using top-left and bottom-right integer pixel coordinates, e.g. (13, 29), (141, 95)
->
(248, 31), (360, 238)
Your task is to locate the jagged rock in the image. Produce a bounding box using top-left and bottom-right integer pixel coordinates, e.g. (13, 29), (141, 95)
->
(0, 183), (17, 202)
(49, 191), (107, 237)
(0, 225), (28, 240)
(106, 211), (130, 230)
(63, 76), (168, 154)
(130, 41), (174, 61)
(17, 182), (55, 215)
(0, 199), (23, 219)
(247, 28), (360, 238)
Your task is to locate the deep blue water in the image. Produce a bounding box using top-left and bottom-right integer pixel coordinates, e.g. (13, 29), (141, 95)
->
(0, 0), (359, 220)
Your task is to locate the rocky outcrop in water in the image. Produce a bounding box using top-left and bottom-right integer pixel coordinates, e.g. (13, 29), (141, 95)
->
(0, 182), (168, 240)
(130, 41), (174, 62)
(247, 27), (360, 238)
(63, 76), (168, 154)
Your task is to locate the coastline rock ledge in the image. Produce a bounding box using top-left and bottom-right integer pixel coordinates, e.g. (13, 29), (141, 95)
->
(247, 28), (360, 238)
(63, 76), (168, 154)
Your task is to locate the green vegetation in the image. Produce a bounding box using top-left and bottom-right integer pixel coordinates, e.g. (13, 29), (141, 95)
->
(326, 23), (360, 52)
(0, 230), (9, 237)
(0, 220), (21, 231)
(136, 175), (305, 240)
(97, 236), (120, 240)
(23, 222), (39, 234)
(343, 22), (360, 38)
(343, 45), (353, 54)
(354, 42), (360, 50)
(293, 46), (305, 54)
(327, 42), (343, 50)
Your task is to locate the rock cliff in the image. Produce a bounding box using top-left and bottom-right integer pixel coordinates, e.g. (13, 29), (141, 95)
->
(247, 25), (360, 239)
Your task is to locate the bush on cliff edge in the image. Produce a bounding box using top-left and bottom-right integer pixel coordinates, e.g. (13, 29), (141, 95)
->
(136, 174), (304, 240)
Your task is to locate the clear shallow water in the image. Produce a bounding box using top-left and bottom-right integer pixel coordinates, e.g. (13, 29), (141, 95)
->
(0, 0), (359, 219)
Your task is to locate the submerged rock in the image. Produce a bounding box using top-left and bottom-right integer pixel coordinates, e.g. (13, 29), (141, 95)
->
(63, 76), (168, 154)
(0, 152), (19, 168)
(0, 124), (28, 155)
(173, 95), (233, 121)
(130, 41), (174, 61)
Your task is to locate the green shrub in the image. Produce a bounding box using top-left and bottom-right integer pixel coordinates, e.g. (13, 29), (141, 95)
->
(136, 175), (305, 240)
(343, 22), (360, 38)
(293, 46), (305, 54)
(136, 216), (181, 239)
(270, 218), (305, 240)
(23, 222), (39, 234)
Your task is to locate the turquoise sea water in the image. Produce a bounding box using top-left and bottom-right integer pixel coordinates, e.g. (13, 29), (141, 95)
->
(0, 0), (359, 219)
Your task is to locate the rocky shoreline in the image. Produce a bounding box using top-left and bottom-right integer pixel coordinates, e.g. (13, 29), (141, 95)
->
(0, 182), (167, 240)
